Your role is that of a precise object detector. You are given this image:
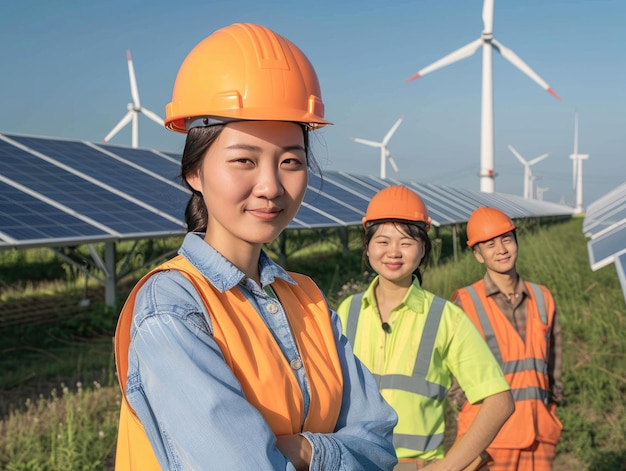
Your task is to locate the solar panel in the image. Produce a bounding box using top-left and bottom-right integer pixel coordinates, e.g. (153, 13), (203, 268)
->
(588, 224), (626, 270)
(582, 182), (626, 303)
(0, 180), (110, 248)
(583, 183), (626, 237)
(7, 134), (188, 218)
(614, 252), (626, 305)
(0, 134), (184, 246)
(0, 132), (576, 250)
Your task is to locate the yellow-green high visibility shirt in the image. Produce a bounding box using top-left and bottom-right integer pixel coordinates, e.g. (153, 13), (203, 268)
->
(337, 276), (509, 461)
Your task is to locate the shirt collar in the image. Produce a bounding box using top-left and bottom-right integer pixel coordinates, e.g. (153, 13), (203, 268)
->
(178, 232), (295, 292)
(361, 275), (425, 313)
(483, 272), (528, 298)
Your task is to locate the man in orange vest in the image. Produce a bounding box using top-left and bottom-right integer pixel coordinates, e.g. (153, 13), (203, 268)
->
(450, 207), (563, 471)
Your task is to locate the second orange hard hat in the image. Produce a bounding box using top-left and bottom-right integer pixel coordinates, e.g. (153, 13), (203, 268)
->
(466, 207), (516, 247)
(363, 186), (431, 231)
(164, 23), (331, 133)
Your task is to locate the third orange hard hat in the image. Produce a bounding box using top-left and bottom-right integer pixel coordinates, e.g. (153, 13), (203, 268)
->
(466, 207), (516, 247)
(165, 23), (331, 133)
(362, 186), (431, 231)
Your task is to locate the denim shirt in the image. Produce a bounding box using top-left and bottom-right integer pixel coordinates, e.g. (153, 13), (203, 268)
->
(126, 233), (397, 470)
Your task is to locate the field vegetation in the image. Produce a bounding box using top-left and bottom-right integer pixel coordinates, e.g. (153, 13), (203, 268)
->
(0, 217), (624, 470)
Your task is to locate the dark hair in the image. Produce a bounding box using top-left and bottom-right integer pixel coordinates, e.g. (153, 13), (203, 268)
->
(179, 123), (317, 233)
(362, 221), (432, 285)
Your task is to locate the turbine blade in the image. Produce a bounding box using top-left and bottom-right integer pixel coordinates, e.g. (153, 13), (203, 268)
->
(529, 152), (550, 166)
(383, 115), (404, 144)
(351, 137), (382, 148)
(491, 39), (561, 101)
(103, 111), (133, 142)
(141, 107), (165, 126)
(388, 156), (400, 174)
(127, 50), (141, 107)
(482, 0), (494, 34)
(405, 38), (482, 82)
(507, 144), (527, 165)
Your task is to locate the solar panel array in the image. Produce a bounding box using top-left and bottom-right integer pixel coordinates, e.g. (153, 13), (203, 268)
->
(0, 132), (575, 250)
(582, 182), (626, 303)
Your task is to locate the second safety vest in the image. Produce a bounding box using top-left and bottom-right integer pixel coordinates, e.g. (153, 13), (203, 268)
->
(114, 255), (344, 470)
(453, 280), (562, 449)
(345, 293), (448, 456)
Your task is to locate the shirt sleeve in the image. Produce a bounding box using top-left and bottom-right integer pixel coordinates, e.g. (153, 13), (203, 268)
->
(442, 302), (510, 405)
(304, 310), (398, 471)
(126, 272), (397, 471)
(127, 273), (299, 470)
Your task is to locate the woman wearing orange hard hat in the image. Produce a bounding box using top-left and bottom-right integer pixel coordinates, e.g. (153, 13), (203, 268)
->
(337, 186), (514, 470)
(114, 23), (397, 470)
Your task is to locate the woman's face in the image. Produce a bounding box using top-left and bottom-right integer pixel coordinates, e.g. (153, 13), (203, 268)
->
(185, 121), (307, 255)
(367, 222), (425, 285)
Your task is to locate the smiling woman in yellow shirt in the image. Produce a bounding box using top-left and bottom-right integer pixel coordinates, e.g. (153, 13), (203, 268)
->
(337, 185), (514, 471)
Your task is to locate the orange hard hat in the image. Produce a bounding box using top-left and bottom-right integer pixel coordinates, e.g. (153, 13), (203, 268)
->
(362, 185), (431, 231)
(466, 207), (516, 247)
(165, 23), (331, 133)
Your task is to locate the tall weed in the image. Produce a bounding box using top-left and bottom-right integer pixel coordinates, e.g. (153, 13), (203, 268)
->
(0, 382), (120, 471)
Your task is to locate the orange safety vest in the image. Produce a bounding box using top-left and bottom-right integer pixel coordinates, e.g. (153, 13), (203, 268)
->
(114, 255), (344, 469)
(452, 280), (562, 449)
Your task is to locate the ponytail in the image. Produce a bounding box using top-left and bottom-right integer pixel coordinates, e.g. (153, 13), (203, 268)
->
(179, 125), (225, 232)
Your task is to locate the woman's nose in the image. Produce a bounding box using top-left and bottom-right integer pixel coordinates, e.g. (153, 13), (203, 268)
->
(387, 244), (402, 256)
(254, 168), (284, 199)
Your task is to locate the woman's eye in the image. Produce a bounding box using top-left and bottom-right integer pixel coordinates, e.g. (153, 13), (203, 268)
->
(281, 157), (305, 168)
(231, 157), (254, 165)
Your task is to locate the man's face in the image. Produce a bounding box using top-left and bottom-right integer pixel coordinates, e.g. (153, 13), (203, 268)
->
(473, 231), (518, 276)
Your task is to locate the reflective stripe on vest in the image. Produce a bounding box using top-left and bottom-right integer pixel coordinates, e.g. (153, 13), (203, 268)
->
(346, 294), (448, 452)
(464, 283), (548, 403)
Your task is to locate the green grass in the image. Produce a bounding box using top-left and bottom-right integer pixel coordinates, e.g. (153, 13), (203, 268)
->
(1, 218), (625, 470)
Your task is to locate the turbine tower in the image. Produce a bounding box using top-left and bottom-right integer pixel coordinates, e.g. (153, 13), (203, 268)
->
(508, 144), (550, 199)
(103, 50), (164, 148)
(570, 111), (589, 214)
(535, 186), (549, 201)
(350, 115), (404, 179)
(405, 0), (560, 193)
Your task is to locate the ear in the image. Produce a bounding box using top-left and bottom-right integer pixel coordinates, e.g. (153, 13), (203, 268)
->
(185, 168), (202, 194)
(473, 247), (485, 264)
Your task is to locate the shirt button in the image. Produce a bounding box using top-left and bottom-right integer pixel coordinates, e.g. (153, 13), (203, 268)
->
(290, 358), (303, 370)
(267, 303), (279, 314)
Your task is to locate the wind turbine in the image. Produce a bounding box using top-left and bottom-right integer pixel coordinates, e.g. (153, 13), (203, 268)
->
(405, 0), (561, 193)
(508, 144), (550, 199)
(535, 186), (550, 201)
(103, 50), (164, 148)
(570, 111), (589, 214)
(350, 115), (404, 179)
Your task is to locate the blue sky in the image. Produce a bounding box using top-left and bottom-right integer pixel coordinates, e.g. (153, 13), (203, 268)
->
(1, 0), (624, 207)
